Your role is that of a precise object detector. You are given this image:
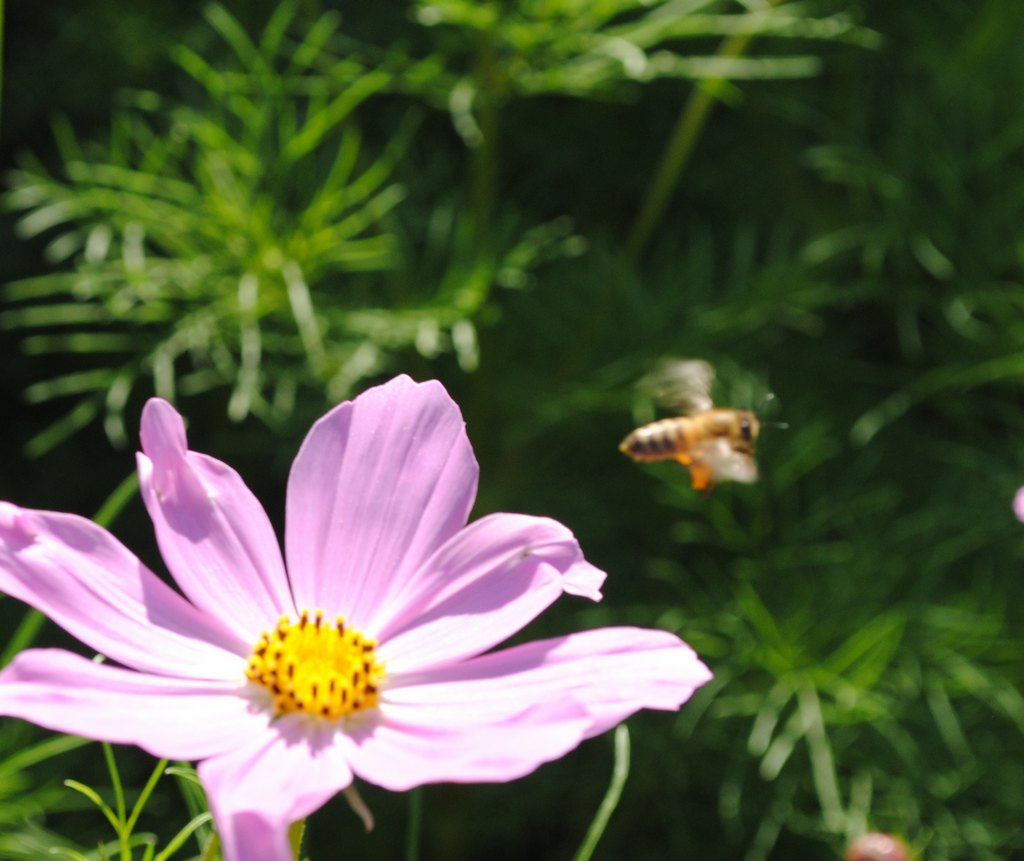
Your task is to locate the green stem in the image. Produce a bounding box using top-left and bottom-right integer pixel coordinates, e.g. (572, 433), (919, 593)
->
(469, 9), (501, 254)
(621, 26), (763, 269)
(0, 609), (46, 668)
(404, 788), (423, 861)
(558, 17), (771, 382)
(101, 743), (130, 861)
(94, 471), (140, 528)
(154, 812), (213, 861)
(471, 98), (500, 253)
(126, 759), (170, 835)
(288, 819), (306, 860)
(198, 832), (221, 861)
(571, 725), (631, 861)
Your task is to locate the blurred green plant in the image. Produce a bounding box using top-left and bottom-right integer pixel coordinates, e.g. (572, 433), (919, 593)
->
(0, 730), (92, 860)
(6, 1), (1024, 860)
(796, 14), (1024, 449)
(2, 1), (875, 457)
(571, 360), (1023, 859)
(467, 185), (1024, 856)
(4, 1), (406, 453)
(401, 0), (875, 128)
(13, 746), (216, 861)
(373, 0), (878, 259)
(3, 2), (576, 456)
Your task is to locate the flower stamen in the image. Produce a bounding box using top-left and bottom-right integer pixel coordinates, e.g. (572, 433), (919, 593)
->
(246, 610), (384, 720)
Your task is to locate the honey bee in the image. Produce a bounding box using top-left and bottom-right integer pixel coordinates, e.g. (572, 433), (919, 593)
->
(619, 359), (762, 492)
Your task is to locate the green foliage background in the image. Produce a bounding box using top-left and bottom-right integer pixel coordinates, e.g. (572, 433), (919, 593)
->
(2, 1), (1024, 859)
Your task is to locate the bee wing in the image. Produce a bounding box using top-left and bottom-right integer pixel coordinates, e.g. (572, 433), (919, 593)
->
(640, 359), (715, 415)
(700, 438), (759, 484)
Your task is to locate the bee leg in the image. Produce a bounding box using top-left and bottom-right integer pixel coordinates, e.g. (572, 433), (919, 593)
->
(678, 456), (713, 493)
(689, 468), (713, 493)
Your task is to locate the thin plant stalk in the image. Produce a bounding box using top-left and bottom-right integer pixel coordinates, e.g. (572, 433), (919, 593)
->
(126, 758), (172, 836)
(289, 819), (306, 860)
(94, 472), (140, 528)
(405, 787), (424, 861)
(572, 724), (631, 861)
(101, 744), (129, 860)
(470, 31), (501, 254)
(154, 812), (213, 861)
(198, 832), (221, 861)
(619, 28), (757, 269)
(0, 608), (46, 668)
(560, 6), (778, 380)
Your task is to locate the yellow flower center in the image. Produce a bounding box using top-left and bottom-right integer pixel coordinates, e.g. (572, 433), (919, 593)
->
(246, 610), (384, 720)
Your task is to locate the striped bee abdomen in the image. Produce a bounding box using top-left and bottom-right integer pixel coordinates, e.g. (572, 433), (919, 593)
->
(618, 418), (693, 462)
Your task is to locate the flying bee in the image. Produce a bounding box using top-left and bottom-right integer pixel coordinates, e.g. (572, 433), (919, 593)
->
(619, 359), (767, 492)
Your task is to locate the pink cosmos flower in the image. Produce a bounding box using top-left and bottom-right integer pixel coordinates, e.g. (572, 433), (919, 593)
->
(0, 376), (711, 861)
(1014, 486), (1024, 522)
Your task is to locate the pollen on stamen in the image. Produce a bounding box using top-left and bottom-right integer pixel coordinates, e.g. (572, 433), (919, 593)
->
(246, 611), (384, 721)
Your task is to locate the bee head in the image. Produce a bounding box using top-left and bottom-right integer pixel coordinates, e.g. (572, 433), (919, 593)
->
(737, 410), (760, 444)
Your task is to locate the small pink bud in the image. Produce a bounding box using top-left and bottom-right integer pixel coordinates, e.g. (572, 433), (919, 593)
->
(846, 832), (910, 861)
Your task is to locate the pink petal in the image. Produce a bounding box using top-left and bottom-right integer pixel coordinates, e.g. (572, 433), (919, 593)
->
(337, 628), (709, 791)
(138, 399), (294, 642)
(339, 702), (594, 791)
(205, 813), (292, 861)
(199, 717), (354, 861)
(0, 502), (246, 679)
(0, 649), (268, 760)
(374, 514), (606, 674)
(1014, 486), (1024, 523)
(285, 376), (478, 625)
(383, 627), (712, 739)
